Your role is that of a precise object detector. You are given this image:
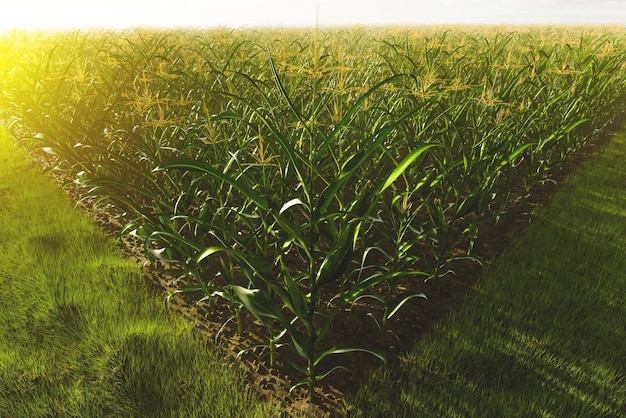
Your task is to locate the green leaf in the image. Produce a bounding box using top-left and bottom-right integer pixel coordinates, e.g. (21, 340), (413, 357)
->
(282, 267), (308, 319)
(344, 271), (401, 302)
(386, 291), (427, 320)
(456, 190), (482, 218)
(149, 247), (179, 263)
(315, 224), (356, 288)
(313, 365), (350, 382)
(500, 142), (534, 168)
(279, 197), (307, 215)
(160, 158), (270, 212)
(315, 102), (429, 218)
(380, 144), (437, 192)
(288, 328), (312, 360)
(198, 247), (275, 284)
(315, 309), (340, 342)
(197, 246), (230, 263)
(231, 285), (285, 322)
(314, 344), (387, 367)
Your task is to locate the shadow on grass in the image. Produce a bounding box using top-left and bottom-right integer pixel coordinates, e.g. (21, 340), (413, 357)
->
(348, 132), (626, 417)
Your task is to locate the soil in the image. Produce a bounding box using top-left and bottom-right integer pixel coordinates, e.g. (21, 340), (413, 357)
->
(26, 124), (617, 417)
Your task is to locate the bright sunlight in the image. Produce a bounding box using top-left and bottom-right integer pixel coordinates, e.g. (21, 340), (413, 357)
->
(1, 0), (625, 31)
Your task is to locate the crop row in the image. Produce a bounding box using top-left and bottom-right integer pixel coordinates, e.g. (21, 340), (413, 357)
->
(2, 26), (625, 400)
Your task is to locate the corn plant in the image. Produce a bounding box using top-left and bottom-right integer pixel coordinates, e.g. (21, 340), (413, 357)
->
(3, 26), (626, 404)
(158, 54), (441, 399)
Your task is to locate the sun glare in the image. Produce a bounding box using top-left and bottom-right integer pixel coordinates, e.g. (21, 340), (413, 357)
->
(0, 0), (318, 31)
(2, 1), (95, 31)
(0, 0), (624, 33)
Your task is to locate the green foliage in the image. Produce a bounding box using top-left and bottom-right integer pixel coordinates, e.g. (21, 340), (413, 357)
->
(349, 122), (626, 418)
(2, 26), (626, 400)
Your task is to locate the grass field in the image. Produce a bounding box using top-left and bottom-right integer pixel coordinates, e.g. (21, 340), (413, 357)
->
(0, 127), (277, 417)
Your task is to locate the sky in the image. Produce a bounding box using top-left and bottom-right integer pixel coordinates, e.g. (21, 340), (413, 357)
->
(1, 0), (625, 31)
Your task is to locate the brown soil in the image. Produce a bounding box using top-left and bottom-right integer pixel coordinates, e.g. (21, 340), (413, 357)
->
(28, 125), (616, 417)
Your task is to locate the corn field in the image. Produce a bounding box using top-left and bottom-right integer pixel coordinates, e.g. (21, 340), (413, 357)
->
(2, 26), (626, 401)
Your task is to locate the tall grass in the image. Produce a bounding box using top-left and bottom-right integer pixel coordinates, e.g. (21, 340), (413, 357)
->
(2, 25), (626, 400)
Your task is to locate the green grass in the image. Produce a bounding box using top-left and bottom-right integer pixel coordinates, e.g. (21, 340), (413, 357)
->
(0, 127), (277, 417)
(349, 129), (626, 416)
